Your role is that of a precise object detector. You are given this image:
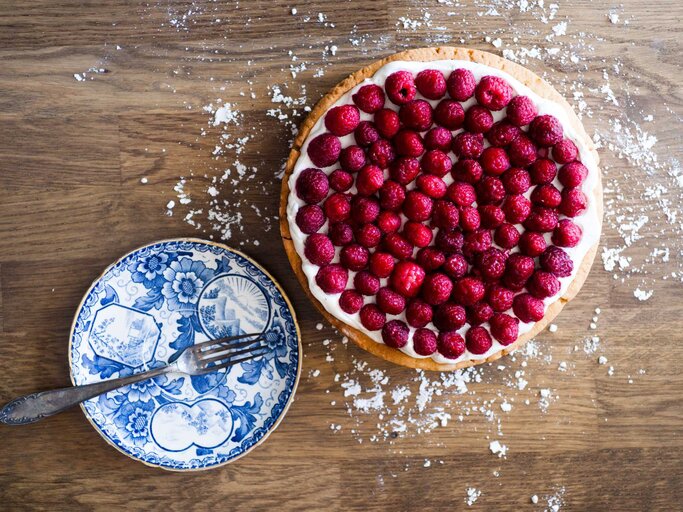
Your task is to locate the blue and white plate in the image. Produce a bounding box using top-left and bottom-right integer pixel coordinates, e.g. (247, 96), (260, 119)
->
(69, 239), (301, 470)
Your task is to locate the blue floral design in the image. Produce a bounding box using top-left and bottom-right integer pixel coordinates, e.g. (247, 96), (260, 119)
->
(126, 379), (162, 402)
(129, 252), (175, 290)
(113, 400), (155, 447)
(162, 258), (213, 317)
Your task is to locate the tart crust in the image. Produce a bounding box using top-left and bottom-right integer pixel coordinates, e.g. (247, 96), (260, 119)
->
(280, 47), (603, 371)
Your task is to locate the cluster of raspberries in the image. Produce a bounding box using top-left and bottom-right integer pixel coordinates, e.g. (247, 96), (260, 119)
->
(293, 67), (588, 360)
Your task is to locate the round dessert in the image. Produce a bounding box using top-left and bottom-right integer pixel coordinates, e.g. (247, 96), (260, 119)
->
(280, 47), (602, 371)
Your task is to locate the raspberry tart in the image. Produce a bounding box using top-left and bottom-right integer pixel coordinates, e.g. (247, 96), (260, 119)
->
(280, 47), (602, 370)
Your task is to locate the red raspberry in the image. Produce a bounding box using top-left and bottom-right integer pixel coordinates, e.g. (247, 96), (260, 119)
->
(352, 84), (385, 113)
(480, 205), (505, 229)
(403, 221), (433, 248)
(490, 313), (519, 345)
(307, 133), (341, 168)
(393, 129), (425, 157)
(464, 105), (494, 133)
(406, 298), (433, 328)
(528, 158), (557, 185)
(480, 147), (511, 176)
(390, 261), (426, 298)
(529, 114), (563, 146)
(476, 176), (506, 204)
(339, 145), (367, 173)
(503, 194), (532, 224)
(421, 150), (453, 177)
(460, 207), (481, 232)
(447, 68), (476, 101)
(527, 271), (560, 299)
(355, 223), (382, 248)
(463, 229), (492, 258)
(495, 223), (520, 249)
(432, 200), (460, 230)
(506, 95), (538, 126)
(340, 243), (369, 271)
(382, 320), (410, 348)
(368, 139), (395, 169)
(295, 204), (325, 234)
(354, 270), (380, 296)
(552, 219), (582, 247)
(435, 228), (465, 253)
(328, 221), (353, 246)
(351, 196), (380, 224)
(466, 326), (493, 354)
(519, 231), (547, 257)
(354, 121), (380, 147)
(385, 70), (417, 105)
(369, 251), (395, 278)
(304, 233), (334, 266)
(508, 135), (538, 167)
(413, 328), (438, 356)
(512, 293), (545, 323)
(452, 132), (484, 159)
(476, 247), (507, 281)
(486, 121), (521, 147)
(389, 156), (420, 185)
(443, 253), (468, 279)
(384, 233), (414, 260)
(417, 247), (446, 271)
(324, 105), (361, 136)
(552, 139), (579, 164)
(475, 76), (513, 110)
(379, 180), (406, 210)
(315, 264), (348, 294)
(523, 206), (559, 232)
(360, 304), (386, 331)
(502, 167), (531, 195)
(437, 331), (466, 359)
(377, 211), (401, 234)
(376, 287), (407, 315)
(434, 302), (467, 330)
(415, 69), (447, 99)
(558, 162), (588, 188)
(422, 273), (453, 305)
(488, 284), (514, 312)
(356, 165), (384, 196)
(296, 168), (330, 204)
(503, 253), (535, 290)
(531, 184), (562, 208)
(434, 100), (465, 130)
(400, 100), (433, 131)
(467, 301), (494, 326)
(329, 169), (353, 192)
(540, 246), (573, 277)
(374, 108), (400, 139)
(447, 181), (476, 207)
(403, 191), (433, 222)
(559, 188), (587, 217)
(339, 289), (363, 314)
(416, 174), (447, 198)
(452, 159), (484, 184)
(424, 127), (452, 151)
(452, 276), (486, 306)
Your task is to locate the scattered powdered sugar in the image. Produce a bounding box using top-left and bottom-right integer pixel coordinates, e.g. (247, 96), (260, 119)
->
(489, 440), (508, 458)
(465, 487), (481, 506)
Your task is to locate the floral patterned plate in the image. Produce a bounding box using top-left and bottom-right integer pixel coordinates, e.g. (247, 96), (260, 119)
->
(69, 239), (301, 470)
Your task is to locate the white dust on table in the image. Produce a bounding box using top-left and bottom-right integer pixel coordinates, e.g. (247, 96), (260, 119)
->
(465, 487), (481, 506)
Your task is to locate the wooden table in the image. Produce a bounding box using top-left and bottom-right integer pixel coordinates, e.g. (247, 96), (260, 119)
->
(1, 1), (681, 510)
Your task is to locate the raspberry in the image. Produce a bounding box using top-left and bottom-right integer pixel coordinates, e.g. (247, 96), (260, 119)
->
(459, 207), (481, 232)
(376, 287), (407, 315)
(531, 184), (562, 208)
(508, 135), (538, 167)
(552, 219), (582, 248)
(296, 168), (330, 204)
(377, 211), (401, 234)
(307, 133), (342, 168)
(416, 174), (447, 198)
(328, 221), (353, 246)
(452, 276), (486, 306)
(374, 108), (400, 139)
(488, 284), (514, 312)
(315, 264), (348, 294)
(495, 223), (520, 249)
(382, 320), (410, 348)
(355, 165), (384, 197)
(475, 76), (513, 111)
(351, 196), (380, 224)
(452, 159), (484, 184)
(501, 167), (531, 195)
(552, 139), (579, 164)
(527, 270), (560, 299)
(518, 231), (547, 257)
(424, 127), (452, 151)
(421, 150), (453, 177)
(503, 194), (532, 224)
(354, 121), (380, 147)
(476, 247), (507, 281)
(400, 100), (433, 131)
(339, 145), (367, 173)
(296, 204), (326, 234)
(403, 191), (433, 222)
(480, 147), (511, 176)
(417, 247), (446, 271)
(437, 331), (466, 359)
(352, 84), (385, 113)
(528, 158), (557, 185)
(466, 326), (493, 354)
(447, 181), (476, 207)
(385, 70), (417, 105)
(368, 139), (396, 169)
(467, 301), (494, 326)
(432, 200), (460, 230)
(512, 293), (545, 323)
(503, 253), (535, 290)
(379, 180), (406, 210)
(404, 221), (433, 248)
(339, 289), (363, 314)
(340, 243), (369, 271)
(480, 205), (505, 229)
(490, 313), (519, 345)
(354, 270), (380, 296)
(359, 304), (386, 331)
(355, 223), (382, 248)
(559, 188), (588, 217)
(393, 129), (425, 157)
(304, 233), (334, 266)
(486, 121), (521, 147)
(443, 253), (468, 280)
(422, 273), (453, 305)
(435, 228), (465, 253)
(413, 328), (438, 356)
(434, 302), (467, 331)
(463, 229), (492, 258)
(452, 132), (484, 159)
(434, 100), (465, 130)
(558, 162), (588, 188)
(324, 105), (361, 136)
(369, 251), (395, 278)
(390, 261), (426, 298)
(447, 68), (476, 101)
(464, 105), (494, 133)
(406, 298), (433, 328)
(415, 69), (447, 99)
(506, 95), (538, 126)
(329, 169), (353, 192)
(540, 246), (573, 277)
(529, 114), (563, 146)
(476, 176), (506, 205)
(523, 206), (559, 232)
(384, 233), (414, 260)
(389, 156), (420, 185)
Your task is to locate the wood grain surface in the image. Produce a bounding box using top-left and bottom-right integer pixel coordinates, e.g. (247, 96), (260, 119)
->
(0, 1), (681, 511)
